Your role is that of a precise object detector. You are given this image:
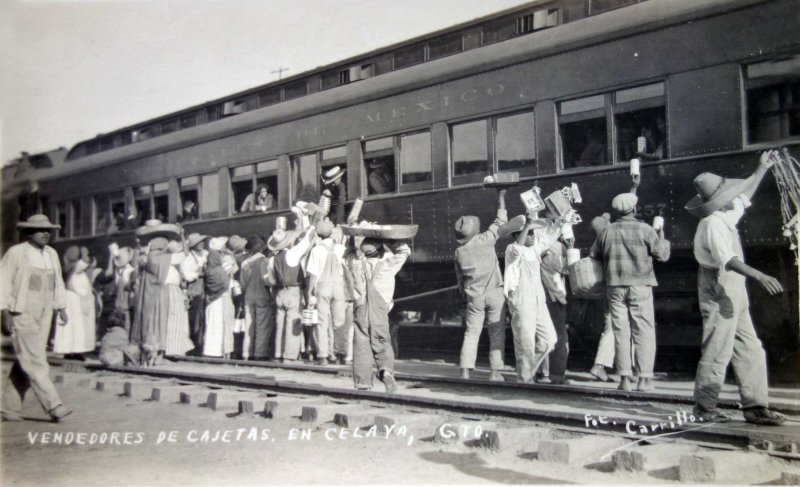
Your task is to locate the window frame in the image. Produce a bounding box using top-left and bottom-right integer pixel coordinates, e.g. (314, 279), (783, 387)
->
(449, 108), (537, 186)
(557, 81), (667, 171)
(743, 55), (800, 146)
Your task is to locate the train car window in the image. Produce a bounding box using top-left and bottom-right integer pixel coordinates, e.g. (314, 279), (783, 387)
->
(589, 0), (637, 15)
(292, 153), (319, 202)
(394, 44), (426, 70)
(110, 194), (127, 231)
(153, 182), (169, 221)
(99, 136), (114, 152)
(180, 115), (197, 129)
(259, 88), (282, 107)
(161, 120), (178, 135)
(745, 55), (800, 144)
(230, 164), (256, 214)
(399, 131), (432, 188)
(134, 185), (152, 226)
(560, 95), (604, 115)
(70, 200), (85, 237)
(615, 83), (664, 104)
(200, 173), (220, 219)
(56, 202), (68, 239)
(560, 118), (608, 168)
(179, 176), (199, 223)
(613, 82), (666, 162)
(429, 34), (463, 60)
(94, 194), (111, 235)
(482, 18), (516, 45)
(284, 80), (308, 101)
(364, 137), (396, 195)
(320, 70), (341, 91)
(38, 195), (50, 218)
(496, 111), (536, 172)
(207, 105), (222, 123)
(451, 119), (489, 180)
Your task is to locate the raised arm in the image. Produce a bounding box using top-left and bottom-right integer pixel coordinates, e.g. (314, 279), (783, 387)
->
(741, 150), (779, 202)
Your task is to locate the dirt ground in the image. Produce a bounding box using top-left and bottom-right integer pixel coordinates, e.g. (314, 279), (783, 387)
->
(2, 371), (799, 486)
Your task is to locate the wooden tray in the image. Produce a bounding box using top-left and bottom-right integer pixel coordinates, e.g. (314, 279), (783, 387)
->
(340, 224), (418, 239)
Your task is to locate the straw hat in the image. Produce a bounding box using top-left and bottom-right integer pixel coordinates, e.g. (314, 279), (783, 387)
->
(17, 214), (60, 230)
(226, 235), (247, 253)
(454, 216), (480, 245)
(267, 229), (299, 252)
(135, 219), (180, 240)
(322, 166), (345, 185)
(498, 215), (549, 239)
(186, 233), (209, 249)
(685, 172), (749, 218)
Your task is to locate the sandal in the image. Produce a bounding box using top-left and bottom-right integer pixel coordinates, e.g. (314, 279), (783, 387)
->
(743, 407), (785, 426)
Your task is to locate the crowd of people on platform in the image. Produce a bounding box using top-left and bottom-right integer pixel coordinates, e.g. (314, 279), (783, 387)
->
(0, 151), (787, 426)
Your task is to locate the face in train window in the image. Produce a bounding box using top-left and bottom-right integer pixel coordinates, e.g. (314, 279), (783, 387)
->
(364, 137), (396, 195)
(179, 176), (199, 223)
(745, 55), (800, 144)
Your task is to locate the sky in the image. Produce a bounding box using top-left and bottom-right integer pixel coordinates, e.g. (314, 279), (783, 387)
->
(0, 0), (532, 165)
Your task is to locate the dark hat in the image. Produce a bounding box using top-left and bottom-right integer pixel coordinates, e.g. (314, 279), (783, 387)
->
(498, 215), (549, 239)
(360, 238), (381, 256)
(17, 214), (60, 230)
(369, 159), (389, 170)
(685, 172), (748, 218)
(245, 235), (266, 252)
(454, 216), (480, 245)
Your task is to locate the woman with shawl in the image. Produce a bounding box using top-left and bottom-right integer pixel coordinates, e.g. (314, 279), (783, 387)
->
(54, 246), (96, 359)
(130, 237), (193, 362)
(203, 248), (235, 358)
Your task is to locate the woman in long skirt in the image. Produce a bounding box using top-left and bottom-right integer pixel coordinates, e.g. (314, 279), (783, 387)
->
(54, 246), (95, 359)
(203, 249), (235, 358)
(161, 240), (194, 356)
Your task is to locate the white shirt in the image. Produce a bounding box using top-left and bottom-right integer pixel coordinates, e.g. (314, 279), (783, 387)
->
(693, 195), (750, 270)
(306, 238), (346, 278)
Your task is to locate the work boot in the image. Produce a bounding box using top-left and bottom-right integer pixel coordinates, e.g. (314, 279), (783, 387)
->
(49, 405), (73, 423)
(590, 364), (609, 382)
(460, 368), (470, 380)
(489, 370), (505, 382)
(381, 370), (398, 394)
(618, 376), (635, 391)
(743, 407), (785, 426)
(636, 377), (655, 392)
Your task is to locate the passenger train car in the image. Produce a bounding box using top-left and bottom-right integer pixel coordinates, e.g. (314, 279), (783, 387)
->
(3, 0), (799, 376)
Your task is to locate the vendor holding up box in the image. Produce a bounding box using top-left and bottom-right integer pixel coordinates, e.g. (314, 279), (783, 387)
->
(453, 189), (508, 381)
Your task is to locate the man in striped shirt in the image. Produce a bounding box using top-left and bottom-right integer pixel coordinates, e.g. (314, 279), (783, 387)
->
(590, 192), (670, 392)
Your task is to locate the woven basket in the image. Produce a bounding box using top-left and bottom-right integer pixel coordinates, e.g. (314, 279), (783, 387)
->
(568, 257), (606, 299)
(340, 224), (418, 239)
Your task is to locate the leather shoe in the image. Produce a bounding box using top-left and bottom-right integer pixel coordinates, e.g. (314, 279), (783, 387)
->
(49, 405), (73, 423)
(743, 407), (785, 426)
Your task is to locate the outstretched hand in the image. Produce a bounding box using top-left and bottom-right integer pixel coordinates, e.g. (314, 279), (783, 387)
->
(760, 150), (780, 169)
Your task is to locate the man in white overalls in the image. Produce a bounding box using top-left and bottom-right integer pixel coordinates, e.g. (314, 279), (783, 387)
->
(685, 150), (785, 425)
(1, 215), (72, 422)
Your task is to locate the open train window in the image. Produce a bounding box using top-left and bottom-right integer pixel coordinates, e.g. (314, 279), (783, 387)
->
(231, 165), (255, 214)
(284, 80), (308, 101)
(134, 185), (152, 226)
(363, 137), (396, 196)
(256, 160), (279, 212)
(589, 0), (637, 15)
(55, 202), (67, 239)
(613, 83), (666, 162)
(94, 192), (126, 234)
(482, 18), (516, 45)
(745, 55), (800, 144)
(559, 93), (608, 168)
(179, 176), (199, 223)
(70, 199), (85, 237)
(292, 152), (319, 202)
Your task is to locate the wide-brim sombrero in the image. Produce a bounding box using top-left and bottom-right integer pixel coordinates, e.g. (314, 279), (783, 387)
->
(135, 219), (181, 241)
(685, 178), (748, 218)
(267, 229), (300, 252)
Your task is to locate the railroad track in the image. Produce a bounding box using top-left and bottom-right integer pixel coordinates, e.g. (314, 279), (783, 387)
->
(42, 355), (800, 466)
